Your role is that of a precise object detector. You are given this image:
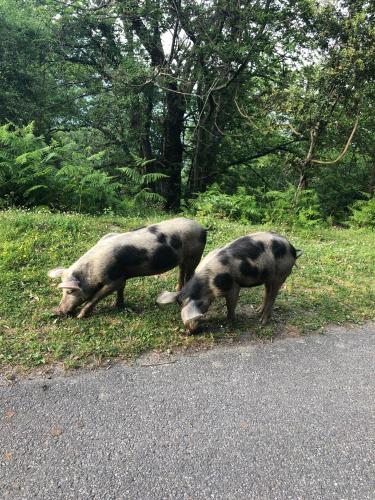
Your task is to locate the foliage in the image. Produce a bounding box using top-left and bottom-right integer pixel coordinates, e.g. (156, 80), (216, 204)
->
(191, 186), (263, 224)
(263, 186), (323, 227)
(0, 209), (374, 370)
(349, 196), (375, 228)
(0, 0), (374, 218)
(0, 123), (163, 214)
(0, 123), (59, 207)
(191, 184), (323, 227)
(117, 155), (167, 209)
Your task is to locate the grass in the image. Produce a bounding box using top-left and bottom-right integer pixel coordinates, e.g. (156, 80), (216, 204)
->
(0, 208), (374, 371)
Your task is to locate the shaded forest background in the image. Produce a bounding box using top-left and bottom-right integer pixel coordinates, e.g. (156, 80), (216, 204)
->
(0, 0), (374, 225)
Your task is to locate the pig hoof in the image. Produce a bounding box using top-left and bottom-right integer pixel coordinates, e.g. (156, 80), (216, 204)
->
(76, 310), (88, 319)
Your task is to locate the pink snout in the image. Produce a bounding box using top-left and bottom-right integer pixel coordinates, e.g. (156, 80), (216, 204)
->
(52, 307), (64, 316)
(51, 306), (74, 316)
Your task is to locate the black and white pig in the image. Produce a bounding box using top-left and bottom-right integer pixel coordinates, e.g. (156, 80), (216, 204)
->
(48, 218), (207, 318)
(157, 231), (302, 332)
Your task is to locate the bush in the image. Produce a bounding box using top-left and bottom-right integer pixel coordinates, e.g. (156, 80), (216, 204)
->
(0, 122), (58, 206)
(349, 196), (375, 228)
(191, 185), (263, 223)
(52, 136), (121, 213)
(263, 185), (323, 227)
(0, 123), (165, 215)
(191, 184), (324, 226)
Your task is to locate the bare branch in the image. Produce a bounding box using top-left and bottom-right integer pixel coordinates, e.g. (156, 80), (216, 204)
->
(226, 138), (305, 168)
(234, 97), (261, 130)
(311, 114), (360, 165)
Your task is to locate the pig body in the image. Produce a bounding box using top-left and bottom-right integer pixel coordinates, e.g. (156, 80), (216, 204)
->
(157, 231), (301, 332)
(48, 218), (207, 318)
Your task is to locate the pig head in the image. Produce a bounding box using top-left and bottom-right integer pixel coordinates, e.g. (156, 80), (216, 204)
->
(47, 268), (87, 315)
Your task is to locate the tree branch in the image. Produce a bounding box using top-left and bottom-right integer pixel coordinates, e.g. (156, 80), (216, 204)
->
(226, 139), (305, 168)
(311, 114), (360, 165)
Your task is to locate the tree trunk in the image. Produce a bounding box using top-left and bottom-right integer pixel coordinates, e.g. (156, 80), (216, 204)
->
(160, 82), (185, 210)
(188, 93), (220, 194)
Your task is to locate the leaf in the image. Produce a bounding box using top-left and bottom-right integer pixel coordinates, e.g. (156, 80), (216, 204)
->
(117, 167), (142, 183)
(142, 172), (169, 184)
(24, 185), (49, 195)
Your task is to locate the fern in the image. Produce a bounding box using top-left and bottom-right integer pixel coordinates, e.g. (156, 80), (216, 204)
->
(117, 155), (167, 207)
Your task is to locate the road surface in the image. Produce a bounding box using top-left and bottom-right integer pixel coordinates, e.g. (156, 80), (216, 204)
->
(1, 324), (374, 499)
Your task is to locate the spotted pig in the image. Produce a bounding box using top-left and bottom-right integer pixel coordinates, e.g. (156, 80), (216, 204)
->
(48, 218), (207, 318)
(157, 231), (302, 332)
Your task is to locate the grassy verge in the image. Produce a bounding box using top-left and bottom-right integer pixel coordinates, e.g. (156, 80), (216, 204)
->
(0, 209), (374, 370)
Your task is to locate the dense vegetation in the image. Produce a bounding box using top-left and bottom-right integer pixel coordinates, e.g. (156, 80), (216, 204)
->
(0, 209), (374, 370)
(0, 0), (374, 224)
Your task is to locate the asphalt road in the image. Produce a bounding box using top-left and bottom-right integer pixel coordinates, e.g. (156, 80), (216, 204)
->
(1, 324), (374, 499)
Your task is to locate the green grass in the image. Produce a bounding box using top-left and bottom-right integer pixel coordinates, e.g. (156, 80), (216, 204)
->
(0, 208), (374, 371)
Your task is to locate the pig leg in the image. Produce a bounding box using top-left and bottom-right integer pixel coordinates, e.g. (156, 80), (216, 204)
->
(184, 256), (201, 285)
(256, 287), (267, 315)
(177, 264), (185, 291)
(77, 281), (121, 319)
(260, 280), (284, 325)
(225, 285), (240, 323)
(115, 281), (126, 309)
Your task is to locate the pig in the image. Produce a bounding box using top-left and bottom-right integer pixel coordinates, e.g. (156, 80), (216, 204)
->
(157, 231), (302, 332)
(48, 218), (207, 318)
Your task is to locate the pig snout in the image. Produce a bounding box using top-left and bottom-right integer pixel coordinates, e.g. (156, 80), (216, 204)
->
(184, 319), (200, 334)
(51, 306), (74, 316)
(53, 296), (80, 316)
(51, 307), (63, 316)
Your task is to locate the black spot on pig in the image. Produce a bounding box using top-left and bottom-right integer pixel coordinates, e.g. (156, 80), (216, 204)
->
(148, 225), (159, 234)
(150, 246), (178, 273)
(271, 239), (287, 259)
(229, 237), (265, 261)
(259, 268), (269, 282)
(108, 245), (148, 279)
(214, 273), (233, 292)
(170, 234), (182, 249)
(157, 232), (167, 244)
(217, 250), (229, 266)
(180, 277), (204, 301)
(239, 260), (259, 278)
(195, 300), (205, 310)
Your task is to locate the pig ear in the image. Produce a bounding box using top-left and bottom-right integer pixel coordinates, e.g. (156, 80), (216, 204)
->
(156, 291), (179, 304)
(48, 268), (66, 279)
(58, 280), (81, 290)
(181, 301), (203, 324)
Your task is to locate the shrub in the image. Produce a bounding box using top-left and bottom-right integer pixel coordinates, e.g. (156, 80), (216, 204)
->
(191, 185), (263, 223)
(263, 185), (324, 227)
(117, 154), (167, 211)
(0, 122), (58, 206)
(191, 184), (324, 226)
(0, 123), (165, 215)
(52, 137), (121, 213)
(348, 196), (375, 228)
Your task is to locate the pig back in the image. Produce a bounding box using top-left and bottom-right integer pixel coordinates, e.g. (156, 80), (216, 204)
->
(205, 232), (297, 290)
(70, 218), (206, 284)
